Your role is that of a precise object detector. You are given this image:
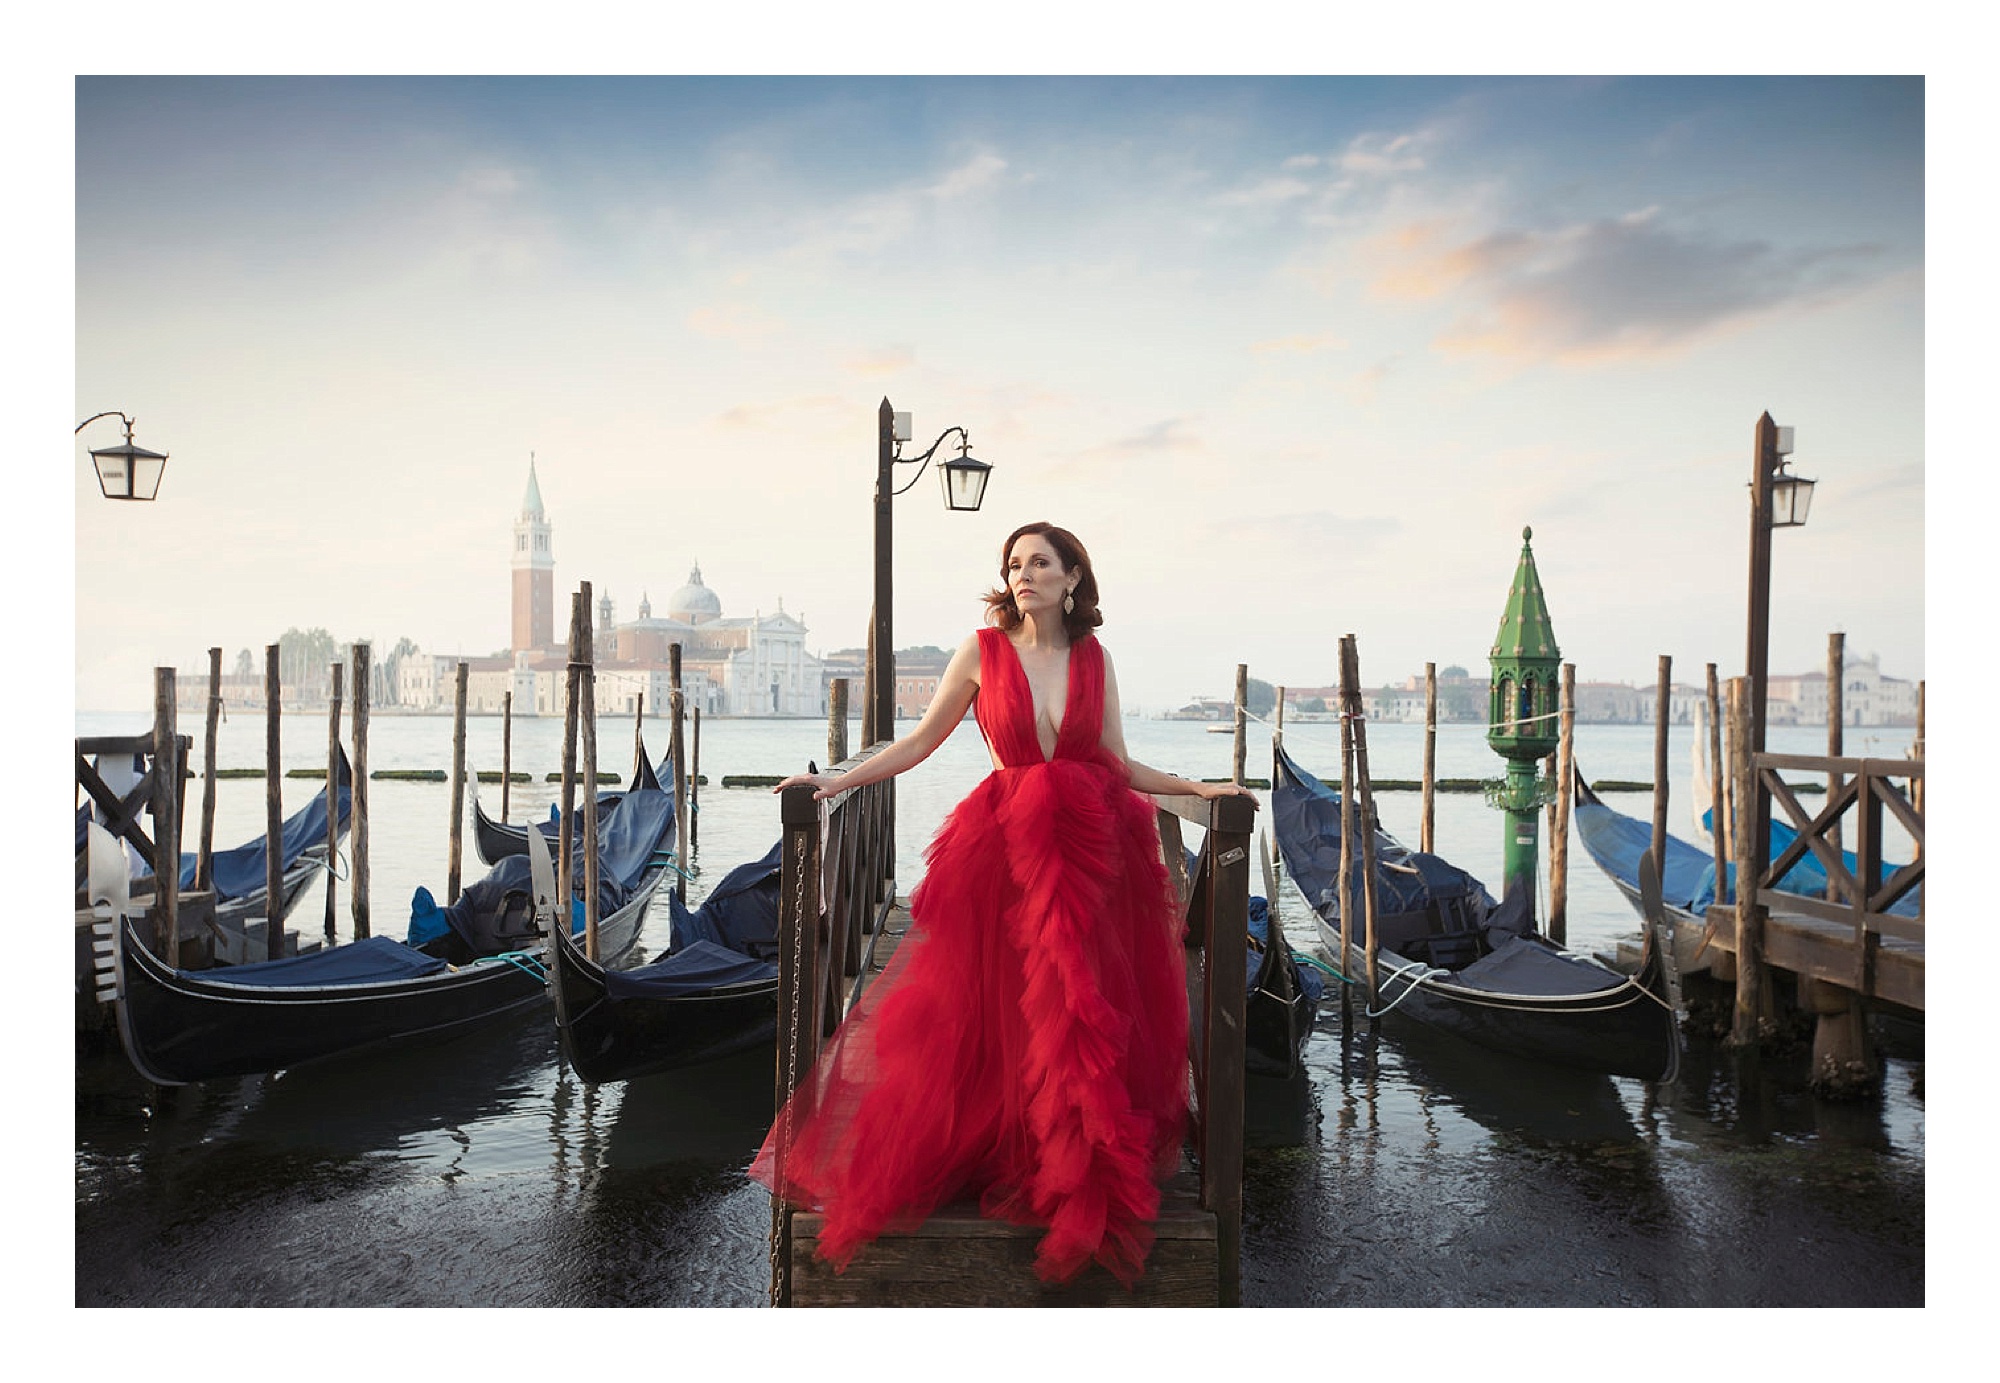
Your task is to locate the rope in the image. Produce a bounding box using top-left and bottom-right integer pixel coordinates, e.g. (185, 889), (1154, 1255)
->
(488, 951), (548, 983)
(310, 846), (352, 883)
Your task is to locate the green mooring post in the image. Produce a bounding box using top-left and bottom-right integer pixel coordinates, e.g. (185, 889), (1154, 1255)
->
(1486, 526), (1562, 923)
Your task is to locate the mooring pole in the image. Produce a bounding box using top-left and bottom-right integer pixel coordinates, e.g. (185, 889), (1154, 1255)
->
(582, 594), (600, 963)
(325, 659), (342, 942)
(501, 689), (514, 824)
(1827, 631), (1845, 857)
(560, 591), (584, 910)
(691, 705), (702, 854)
(1651, 655), (1671, 889)
(1421, 662), (1437, 854)
(449, 661), (468, 904)
(152, 668), (181, 962)
(198, 648), (220, 894)
(1232, 664), (1248, 787)
(670, 641), (688, 904)
(264, 644), (283, 961)
(1337, 649), (1356, 1023)
(350, 642), (371, 938)
(829, 677), (849, 770)
(1341, 635), (1381, 1011)
(1728, 675), (1767, 1046)
(1707, 664), (1726, 900)
(1549, 662), (1575, 947)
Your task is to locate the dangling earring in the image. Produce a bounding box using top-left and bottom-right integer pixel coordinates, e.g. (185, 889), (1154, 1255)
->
(1063, 591), (1075, 615)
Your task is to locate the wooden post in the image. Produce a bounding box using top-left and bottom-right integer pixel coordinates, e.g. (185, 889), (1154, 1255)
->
(828, 677), (850, 769)
(1340, 636), (1382, 1010)
(152, 668), (180, 961)
(449, 661), (468, 904)
(198, 648), (220, 893)
(1729, 676), (1766, 1046)
(1707, 664), (1727, 902)
(582, 596), (601, 963)
(1826, 631), (1845, 858)
(1336, 648), (1356, 1021)
(1232, 663), (1248, 786)
(559, 592), (585, 908)
(1274, 685), (1286, 745)
(1912, 680), (1925, 824)
(1421, 662), (1437, 854)
(265, 644), (283, 960)
(670, 641), (688, 904)
(1651, 656), (1671, 895)
(325, 660), (342, 941)
(691, 705), (702, 853)
(501, 690), (513, 824)
(1549, 662), (1575, 946)
(350, 642), (371, 939)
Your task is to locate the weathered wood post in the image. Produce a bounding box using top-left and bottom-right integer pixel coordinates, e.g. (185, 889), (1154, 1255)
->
(581, 597), (601, 962)
(152, 668), (181, 960)
(1651, 655), (1671, 887)
(265, 644), (283, 961)
(1340, 636), (1382, 1010)
(691, 705), (702, 854)
(325, 660), (342, 941)
(670, 642), (688, 904)
(1826, 631), (1845, 857)
(1232, 663), (1248, 786)
(1912, 681), (1925, 825)
(350, 642), (371, 938)
(1549, 662), (1575, 946)
(198, 647), (220, 893)
(1274, 685), (1286, 744)
(1706, 664), (1726, 901)
(449, 661), (469, 904)
(501, 690), (513, 824)
(1421, 662), (1437, 854)
(1728, 676), (1767, 1046)
(1336, 646), (1356, 1021)
(828, 678), (850, 769)
(559, 591), (585, 904)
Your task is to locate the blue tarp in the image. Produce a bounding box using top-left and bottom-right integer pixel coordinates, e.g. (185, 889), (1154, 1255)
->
(198, 934), (448, 988)
(1572, 786), (1920, 918)
(668, 841), (782, 959)
(604, 938), (776, 999)
(128, 760), (352, 902)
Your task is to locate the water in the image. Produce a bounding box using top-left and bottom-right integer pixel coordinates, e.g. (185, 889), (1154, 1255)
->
(73, 711), (1923, 1307)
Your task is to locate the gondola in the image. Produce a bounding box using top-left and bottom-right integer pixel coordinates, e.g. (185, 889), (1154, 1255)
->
(550, 841), (781, 1084)
(105, 746), (353, 932)
(104, 776), (675, 1086)
(1271, 742), (1678, 1081)
(470, 745), (664, 866)
(1570, 763), (1920, 931)
(1188, 840), (1323, 1079)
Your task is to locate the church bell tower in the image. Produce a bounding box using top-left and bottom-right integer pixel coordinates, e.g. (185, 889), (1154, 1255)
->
(512, 456), (555, 653)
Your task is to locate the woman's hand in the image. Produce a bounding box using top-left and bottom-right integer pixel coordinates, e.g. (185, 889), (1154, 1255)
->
(1191, 778), (1260, 807)
(774, 771), (844, 800)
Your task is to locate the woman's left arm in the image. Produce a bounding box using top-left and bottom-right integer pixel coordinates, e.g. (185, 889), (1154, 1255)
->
(1099, 648), (1259, 806)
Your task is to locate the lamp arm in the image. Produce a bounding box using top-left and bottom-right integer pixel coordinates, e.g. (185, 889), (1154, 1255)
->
(76, 411), (135, 437)
(890, 426), (970, 497)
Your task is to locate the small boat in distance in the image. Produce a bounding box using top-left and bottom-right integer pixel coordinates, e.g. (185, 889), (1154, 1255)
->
(1271, 742), (1678, 1082)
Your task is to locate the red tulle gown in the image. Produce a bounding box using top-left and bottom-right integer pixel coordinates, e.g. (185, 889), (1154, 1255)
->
(750, 627), (1189, 1286)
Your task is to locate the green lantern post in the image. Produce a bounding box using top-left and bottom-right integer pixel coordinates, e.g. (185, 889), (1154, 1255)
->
(1486, 526), (1562, 920)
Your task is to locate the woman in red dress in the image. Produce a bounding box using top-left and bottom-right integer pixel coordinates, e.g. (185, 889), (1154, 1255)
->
(751, 521), (1257, 1287)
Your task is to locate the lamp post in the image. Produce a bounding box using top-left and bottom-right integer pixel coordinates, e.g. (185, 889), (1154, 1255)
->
(76, 411), (169, 501)
(868, 397), (993, 743)
(1744, 410), (1816, 820)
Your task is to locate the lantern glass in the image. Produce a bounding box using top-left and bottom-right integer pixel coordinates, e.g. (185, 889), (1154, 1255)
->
(91, 442), (168, 502)
(939, 452), (992, 512)
(1771, 472), (1815, 528)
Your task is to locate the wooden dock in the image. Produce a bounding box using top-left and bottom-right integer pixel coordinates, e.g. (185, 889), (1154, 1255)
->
(766, 758), (1252, 1307)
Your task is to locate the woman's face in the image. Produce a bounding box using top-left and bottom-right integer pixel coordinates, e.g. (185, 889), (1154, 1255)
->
(1006, 533), (1074, 618)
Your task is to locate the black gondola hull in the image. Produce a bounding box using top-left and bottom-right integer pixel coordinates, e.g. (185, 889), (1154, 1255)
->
(550, 922), (775, 1085)
(1316, 920), (1677, 1080)
(114, 871), (660, 1086)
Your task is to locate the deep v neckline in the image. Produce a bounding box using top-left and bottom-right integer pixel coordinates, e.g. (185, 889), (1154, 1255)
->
(1003, 633), (1073, 764)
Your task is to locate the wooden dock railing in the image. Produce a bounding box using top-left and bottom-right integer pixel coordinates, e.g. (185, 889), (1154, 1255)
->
(768, 753), (1251, 1307)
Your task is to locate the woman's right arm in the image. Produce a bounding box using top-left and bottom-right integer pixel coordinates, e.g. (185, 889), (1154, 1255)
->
(776, 632), (982, 799)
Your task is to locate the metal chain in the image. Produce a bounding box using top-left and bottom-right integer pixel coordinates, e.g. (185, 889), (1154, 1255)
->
(767, 827), (811, 1307)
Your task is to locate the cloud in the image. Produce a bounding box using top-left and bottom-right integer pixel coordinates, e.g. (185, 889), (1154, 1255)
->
(687, 303), (784, 342)
(1338, 131), (1428, 177)
(1251, 333), (1348, 355)
(1104, 418), (1203, 454)
(846, 345), (915, 376)
(714, 394), (847, 429)
(928, 152), (1007, 200)
(1214, 176), (1315, 209)
(1368, 209), (1890, 363)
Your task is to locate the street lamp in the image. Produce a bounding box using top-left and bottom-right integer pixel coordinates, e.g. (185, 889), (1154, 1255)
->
(870, 397), (993, 743)
(77, 411), (169, 501)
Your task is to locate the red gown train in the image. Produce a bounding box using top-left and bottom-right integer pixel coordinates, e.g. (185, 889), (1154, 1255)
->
(749, 627), (1189, 1286)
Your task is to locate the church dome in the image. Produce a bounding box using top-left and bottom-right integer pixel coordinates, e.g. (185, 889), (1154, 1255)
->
(667, 563), (722, 624)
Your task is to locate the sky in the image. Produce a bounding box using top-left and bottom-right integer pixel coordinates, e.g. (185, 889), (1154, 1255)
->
(67, 66), (1931, 718)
